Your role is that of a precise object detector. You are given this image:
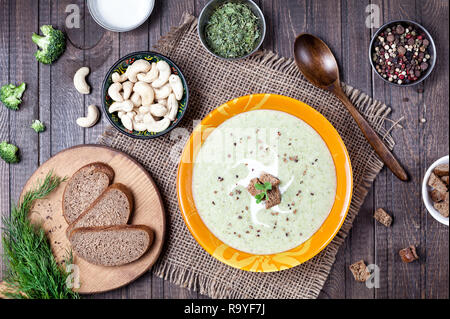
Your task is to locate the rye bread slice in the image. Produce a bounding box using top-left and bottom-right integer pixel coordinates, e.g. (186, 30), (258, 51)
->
(69, 225), (153, 266)
(62, 162), (115, 224)
(66, 183), (133, 236)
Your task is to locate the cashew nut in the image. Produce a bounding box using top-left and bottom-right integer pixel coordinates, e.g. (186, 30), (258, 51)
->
(76, 105), (99, 128)
(137, 62), (159, 83)
(126, 111), (136, 120)
(166, 93), (178, 121)
(154, 83), (172, 100)
(122, 81), (134, 100)
(169, 74), (183, 100)
(143, 113), (155, 124)
(118, 58), (180, 132)
(108, 82), (124, 102)
(130, 92), (142, 107)
(138, 105), (151, 114)
(109, 100), (134, 113)
(112, 72), (127, 83)
(133, 81), (155, 106)
(125, 59), (151, 83)
(147, 117), (171, 133)
(121, 113), (134, 131)
(149, 103), (168, 117)
(151, 60), (171, 88)
(157, 99), (167, 106)
(73, 67), (90, 95)
(135, 113), (144, 122)
(133, 121), (148, 132)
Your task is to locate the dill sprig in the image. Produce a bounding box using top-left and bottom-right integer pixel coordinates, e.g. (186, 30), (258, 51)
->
(1, 171), (79, 299)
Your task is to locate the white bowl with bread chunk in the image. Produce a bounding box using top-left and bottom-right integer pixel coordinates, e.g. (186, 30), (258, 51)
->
(422, 155), (449, 226)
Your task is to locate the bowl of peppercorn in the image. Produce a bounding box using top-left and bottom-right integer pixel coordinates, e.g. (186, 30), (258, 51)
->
(369, 20), (436, 86)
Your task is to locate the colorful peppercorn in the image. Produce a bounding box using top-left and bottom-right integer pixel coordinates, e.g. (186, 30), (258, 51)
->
(372, 23), (432, 85)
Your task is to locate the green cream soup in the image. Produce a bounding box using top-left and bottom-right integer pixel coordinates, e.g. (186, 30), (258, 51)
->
(192, 110), (336, 255)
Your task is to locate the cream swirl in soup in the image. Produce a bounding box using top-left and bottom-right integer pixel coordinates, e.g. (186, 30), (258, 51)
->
(192, 110), (337, 255)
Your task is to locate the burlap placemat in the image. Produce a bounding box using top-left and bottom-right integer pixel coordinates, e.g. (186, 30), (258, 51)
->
(99, 13), (396, 299)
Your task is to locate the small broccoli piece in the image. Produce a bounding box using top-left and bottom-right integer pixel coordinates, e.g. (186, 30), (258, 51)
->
(31, 119), (46, 133)
(1, 83), (26, 110)
(32, 25), (66, 64)
(0, 141), (20, 164)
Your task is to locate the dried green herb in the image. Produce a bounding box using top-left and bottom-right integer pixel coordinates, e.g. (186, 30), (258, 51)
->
(205, 2), (260, 58)
(1, 172), (79, 299)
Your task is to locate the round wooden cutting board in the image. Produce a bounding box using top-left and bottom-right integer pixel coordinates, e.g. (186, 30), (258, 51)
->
(20, 145), (165, 294)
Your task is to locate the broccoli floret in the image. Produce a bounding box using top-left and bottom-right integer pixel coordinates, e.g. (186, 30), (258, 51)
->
(31, 119), (46, 133)
(32, 25), (66, 64)
(0, 83), (26, 110)
(0, 141), (20, 164)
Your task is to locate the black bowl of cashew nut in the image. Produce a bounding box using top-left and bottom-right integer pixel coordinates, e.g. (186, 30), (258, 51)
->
(102, 51), (189, 139)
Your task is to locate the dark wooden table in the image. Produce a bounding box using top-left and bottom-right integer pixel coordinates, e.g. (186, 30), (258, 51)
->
(0, 0), (448, 299)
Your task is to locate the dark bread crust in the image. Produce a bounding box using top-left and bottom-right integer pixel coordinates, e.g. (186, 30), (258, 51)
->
(62, 162), (115, 223)
(69, 224), (153, 241)
(69, 225), (154, 267)
(66, 183), (134, 236)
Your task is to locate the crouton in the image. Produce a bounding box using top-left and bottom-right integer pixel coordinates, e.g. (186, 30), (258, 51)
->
(430, 189), (447, 202)
(349, 260), (370, 282)
(259, 172), (280, 186)
(428, 172), (448, 194)
(434, 192), (449, 218)
(373, 208), (393, 227)
(441, 175), (449, 185)
(399, 245), (419, 263)
(434, 164), (449, 177)
(247, 173), (282, 208)
(247, 178), (262, 197)
(265, 186), (281, 209)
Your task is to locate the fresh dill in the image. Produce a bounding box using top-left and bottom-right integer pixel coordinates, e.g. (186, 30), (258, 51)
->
(1, 172), (79, 299)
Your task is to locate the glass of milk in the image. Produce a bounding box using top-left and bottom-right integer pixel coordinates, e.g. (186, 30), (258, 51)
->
(87, 0), (155, 32)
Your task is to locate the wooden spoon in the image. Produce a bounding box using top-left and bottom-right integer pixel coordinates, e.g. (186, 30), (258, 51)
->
(294, 33), (409, 181)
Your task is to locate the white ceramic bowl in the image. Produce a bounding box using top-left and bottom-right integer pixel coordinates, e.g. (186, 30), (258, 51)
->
(422, 155), (449, 226)
(87, 0), (155, 32)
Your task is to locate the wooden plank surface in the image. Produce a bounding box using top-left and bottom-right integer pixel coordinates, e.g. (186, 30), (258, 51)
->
(0, 0), (448, 299)
(0, 0), (11, 280)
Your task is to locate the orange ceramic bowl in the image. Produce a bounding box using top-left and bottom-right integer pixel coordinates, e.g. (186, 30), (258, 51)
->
(177, 94), (353, 272)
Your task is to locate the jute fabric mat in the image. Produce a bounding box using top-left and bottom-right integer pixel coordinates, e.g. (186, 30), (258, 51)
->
(100, 13), (396, 299)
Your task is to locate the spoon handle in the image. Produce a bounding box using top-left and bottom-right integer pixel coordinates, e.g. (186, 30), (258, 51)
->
(333, 85), (409, 181)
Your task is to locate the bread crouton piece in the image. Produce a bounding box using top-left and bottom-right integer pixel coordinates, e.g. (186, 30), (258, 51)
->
(374, 208), (393, 227)
(247, 178), (263, 197)
(434, 164), (449, 177)
(434, 192), (449, 218)
(428, 172), (448, 194)
(349, 260), (370, 282)
(399, 245), (419, 263)
(441, 175), (449, 185)
(265, 186), (281, 209)
(430, 189), (447, 203)
(259, 172), (280, 187)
